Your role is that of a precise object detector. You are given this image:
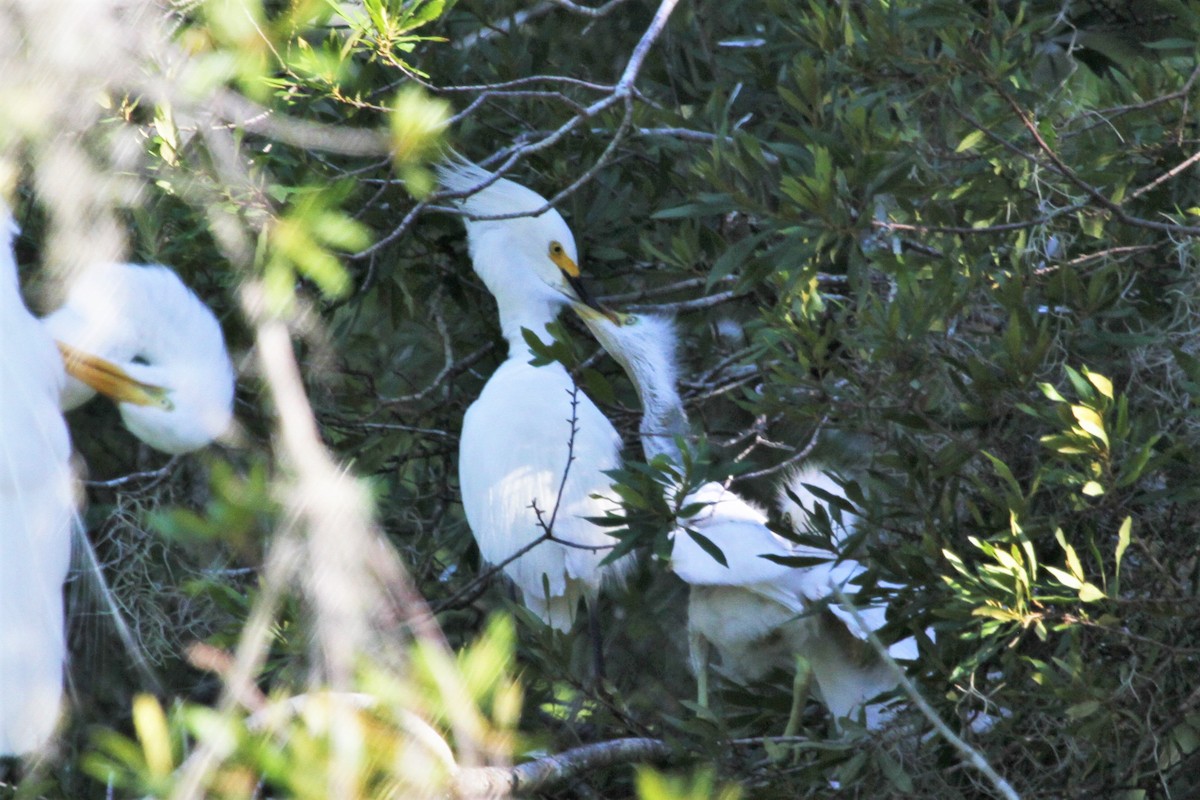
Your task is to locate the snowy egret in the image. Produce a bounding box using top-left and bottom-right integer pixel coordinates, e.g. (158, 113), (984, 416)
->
(440, 163), (631, 632)
(575, 306), (916, 729)
(0, 204), (74, 755)
(43, 261), (235, 454)
(2, 211), (235, 755)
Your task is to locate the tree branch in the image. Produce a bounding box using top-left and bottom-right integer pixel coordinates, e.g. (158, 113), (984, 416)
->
(829, 585), (1021, 800)
(453, 737), (675, 797)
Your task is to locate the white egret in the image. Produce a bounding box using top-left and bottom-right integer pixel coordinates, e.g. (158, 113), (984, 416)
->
(2, 211), (235, 755)
(43, 261), (236, 454)
(439, 163), (633, 633)
(1, 203), (74, 756)
(575, 307), (917, 730)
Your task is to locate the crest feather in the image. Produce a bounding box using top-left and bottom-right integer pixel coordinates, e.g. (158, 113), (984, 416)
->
(436, 161), (552, 219)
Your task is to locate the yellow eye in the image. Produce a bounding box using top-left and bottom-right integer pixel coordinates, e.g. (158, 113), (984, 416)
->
(549, 241), (564, 255)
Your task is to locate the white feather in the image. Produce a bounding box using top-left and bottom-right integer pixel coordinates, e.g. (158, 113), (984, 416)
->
(2, 205), (235, 754)
(42, 262), (235, 454)
(579, 309), (920, 727)
(447, 164), (631, 631)
(0, 202), (73, 755)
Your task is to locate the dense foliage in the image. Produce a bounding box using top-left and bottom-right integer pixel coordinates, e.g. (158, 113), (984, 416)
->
(4, 0), (1200, 797)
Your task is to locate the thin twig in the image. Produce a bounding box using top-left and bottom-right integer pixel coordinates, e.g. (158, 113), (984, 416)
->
(453, 737), (675, 797)
(738, 415), (829, 481)
(211, 90), (391, 156)
(440, 0), (683, 223)
(84, 456), (181, 488)
(1125, 147), (1200, 202)
(627, 289), (743, 314)
(545, 0), (636, 18)
(829, 585), (1021, 800)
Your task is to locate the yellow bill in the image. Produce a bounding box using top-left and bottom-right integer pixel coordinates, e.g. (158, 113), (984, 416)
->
(571, 302), (630, 327)
(547, 240), (619, 321)
(56, 341), (174, 410)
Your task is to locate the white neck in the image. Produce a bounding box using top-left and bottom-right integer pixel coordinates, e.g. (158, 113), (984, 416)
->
(619, 338), (689, 464)
(470, 236), (569, 360)
(496, 296), (561, 359)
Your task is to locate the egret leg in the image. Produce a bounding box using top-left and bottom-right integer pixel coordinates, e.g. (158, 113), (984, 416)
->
(784, 654), (813, 737)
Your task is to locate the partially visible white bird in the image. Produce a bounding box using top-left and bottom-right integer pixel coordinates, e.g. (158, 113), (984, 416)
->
(0, 203), (74, 756)
(42, 261), (236, 454)
(440, 163), (632, 633)
(575, 307), (917, 730)
(2, 208), (235, 755)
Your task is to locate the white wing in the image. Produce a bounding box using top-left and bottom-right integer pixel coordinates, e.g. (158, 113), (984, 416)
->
(459, 358), (629, 630)
(670, 481), (856, 612)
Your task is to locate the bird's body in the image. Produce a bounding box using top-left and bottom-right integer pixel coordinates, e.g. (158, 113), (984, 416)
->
(459, 355), (624, 629)
(42, 261), (235, 454)
(676, 473), (914, 728)
(442, 163), (629, 631)
(0, 206), (74, 755)
(576, 308), (915, 727)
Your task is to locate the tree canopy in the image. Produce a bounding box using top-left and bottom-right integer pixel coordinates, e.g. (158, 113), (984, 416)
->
(3, 0), (1200, 797)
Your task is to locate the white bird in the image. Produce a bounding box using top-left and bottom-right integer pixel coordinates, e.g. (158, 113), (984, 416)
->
(575, 307), (917, 730)
(42, 261), (236, 454)
(440, 163), (632, 633)
(2, 209), (235, 755)
(1, 203), (74, 756)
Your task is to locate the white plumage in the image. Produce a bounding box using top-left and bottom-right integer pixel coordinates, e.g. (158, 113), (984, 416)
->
(2, 206), (235, 755)
(1, 204), (74, 755)
(442, 163), (631, 631)
(42, 261), (235, 454)
(576, 307), (916, 728)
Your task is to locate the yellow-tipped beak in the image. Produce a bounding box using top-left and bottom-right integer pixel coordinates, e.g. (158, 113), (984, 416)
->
(549, 248), (581, 279)
(57, 341), (174, 410)
(570, 300), (626, 326)
(548, 249), (615, 319)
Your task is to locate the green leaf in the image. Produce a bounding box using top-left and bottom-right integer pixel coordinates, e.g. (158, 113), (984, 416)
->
(955, 129), (986, 153)
(1078, 583), (1107, 603)
(1071, 405), (1108, 445)
(1085, 370), (1114, 400)
(1055, 529), (1085, 582)
(1039, 382), (1067, 403)
(876, 748), (915, 793)
(132, 695), (173, 778)
(759, 552), (835, 568)
(1115, 516), (1132, 580)
(1046, 564), (1082, 590)
(684, 528), (728, 567)
(708, 231), (766, 287)
(1067, 700), (1101, 720)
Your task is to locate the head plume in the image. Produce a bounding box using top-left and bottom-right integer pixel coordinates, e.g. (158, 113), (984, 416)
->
(436, 161), (555, 220)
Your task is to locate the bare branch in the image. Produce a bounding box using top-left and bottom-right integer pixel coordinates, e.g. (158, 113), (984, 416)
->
(738, 414), (829, 481)
(443, 0), (683, 223)
(545, 0), (637, 18)
(211, 90), (391, 156)
(1126, 147), (1200, 202)
(84, 456), (181, 488)
(599, 275), (737, 305)
(829, 585), (1022, 800)
(453, 737), (675, 797)
(628, 289), (743, 314)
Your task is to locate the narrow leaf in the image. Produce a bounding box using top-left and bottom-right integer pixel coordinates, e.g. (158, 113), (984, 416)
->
(1114, 517), (1132, 578)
